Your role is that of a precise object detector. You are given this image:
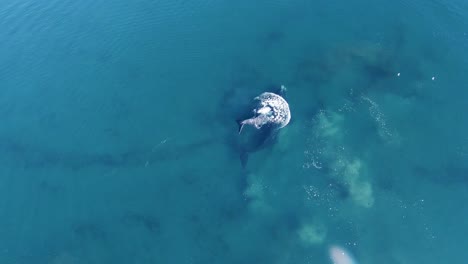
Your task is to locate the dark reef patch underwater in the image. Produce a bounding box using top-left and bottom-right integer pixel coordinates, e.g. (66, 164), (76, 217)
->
(0, 0), (468, 263)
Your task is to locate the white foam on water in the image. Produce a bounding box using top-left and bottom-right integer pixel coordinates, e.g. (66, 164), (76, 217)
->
(360, 95), (396, 143)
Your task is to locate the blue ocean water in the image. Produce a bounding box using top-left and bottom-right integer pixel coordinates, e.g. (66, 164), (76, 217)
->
(0, 0), (467, 263)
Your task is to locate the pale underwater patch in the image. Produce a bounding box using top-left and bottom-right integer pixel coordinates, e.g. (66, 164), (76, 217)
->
(297, 221), (327, 246)
(338, 158), (374, 208)
(316, 110), (345, 140)
(243, 173), (273, 213)
(303, 110), (345, 170)
(305, 109), (375, 208)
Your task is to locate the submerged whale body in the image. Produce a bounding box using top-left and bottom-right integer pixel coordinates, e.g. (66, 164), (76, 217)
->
(235, 85), (291, 168)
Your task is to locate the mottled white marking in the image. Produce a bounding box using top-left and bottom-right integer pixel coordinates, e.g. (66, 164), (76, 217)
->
(257, 106), (271, 115)
(239, 89), (291, 132)
(254, 92), (291, 128)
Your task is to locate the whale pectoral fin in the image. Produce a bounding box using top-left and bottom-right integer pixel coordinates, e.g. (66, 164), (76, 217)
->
(236, 119), (245, 134)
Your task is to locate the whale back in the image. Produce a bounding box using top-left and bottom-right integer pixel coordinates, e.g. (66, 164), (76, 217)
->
(237, 123), (278, 168)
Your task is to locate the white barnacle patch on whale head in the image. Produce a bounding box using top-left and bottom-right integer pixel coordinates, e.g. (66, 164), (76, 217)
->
(257, 106), (272, 115)
(237, 87), (291, 134)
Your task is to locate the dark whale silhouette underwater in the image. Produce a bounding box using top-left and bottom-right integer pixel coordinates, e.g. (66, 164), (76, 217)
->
(222, 85), (291, 169)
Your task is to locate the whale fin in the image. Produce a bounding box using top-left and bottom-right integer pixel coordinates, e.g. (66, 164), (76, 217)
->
(237, 119), (245, 134)
(279, 85), (287, 96)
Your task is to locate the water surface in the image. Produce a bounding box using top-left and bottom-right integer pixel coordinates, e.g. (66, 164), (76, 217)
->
(0, 0), (467, 263)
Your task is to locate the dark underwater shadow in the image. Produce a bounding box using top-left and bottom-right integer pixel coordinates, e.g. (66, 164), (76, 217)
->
(122, 212), (161, 234)
(0, 135), (218, 170)
(72, 222), (107, 241)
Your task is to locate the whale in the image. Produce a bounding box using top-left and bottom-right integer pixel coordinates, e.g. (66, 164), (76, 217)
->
(235, 85), (291, 168)
(237, 87), (291, 134)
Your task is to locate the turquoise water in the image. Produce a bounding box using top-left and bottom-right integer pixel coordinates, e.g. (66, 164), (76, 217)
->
(1, 0), (467, 263)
